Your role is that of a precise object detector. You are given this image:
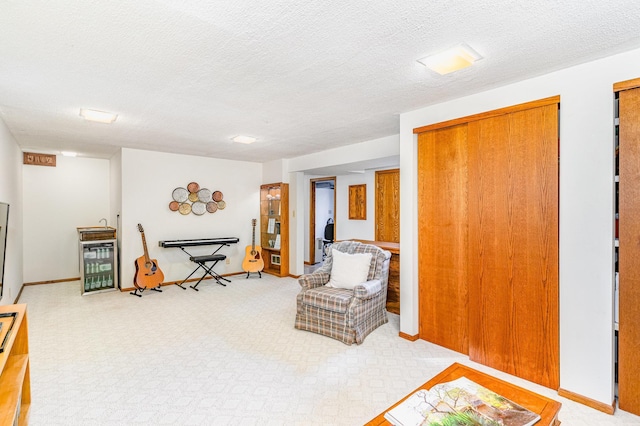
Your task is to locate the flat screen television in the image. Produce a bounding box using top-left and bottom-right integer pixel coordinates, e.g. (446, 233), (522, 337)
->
(0, 202), (9, 301)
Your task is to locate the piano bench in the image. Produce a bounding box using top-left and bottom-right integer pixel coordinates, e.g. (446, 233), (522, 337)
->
(185, 254), (230, 291)
(190, 254), (226, 263)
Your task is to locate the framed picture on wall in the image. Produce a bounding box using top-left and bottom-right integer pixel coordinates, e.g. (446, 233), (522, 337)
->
(348, 184), (366, 220)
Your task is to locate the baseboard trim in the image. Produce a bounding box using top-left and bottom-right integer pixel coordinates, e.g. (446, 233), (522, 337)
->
(120, 272), (245, 292)
(14, 285), (25, 304)
(24, 277), (80, 286)
(399, 331), (419, 341)
(558, 388), (615, 415)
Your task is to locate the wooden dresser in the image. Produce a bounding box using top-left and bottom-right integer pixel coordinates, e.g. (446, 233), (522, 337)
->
(350, 240), (399, 314)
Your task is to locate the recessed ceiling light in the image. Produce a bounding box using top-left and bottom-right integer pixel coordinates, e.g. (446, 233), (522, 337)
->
(417, 43), (483, 75)
(79, 108), (118, 124)
(61, 151), (77, 157)
(232, 135), (257, 144)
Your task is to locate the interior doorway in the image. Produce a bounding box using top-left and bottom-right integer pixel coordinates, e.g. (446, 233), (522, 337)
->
(309, 177), (335, 265)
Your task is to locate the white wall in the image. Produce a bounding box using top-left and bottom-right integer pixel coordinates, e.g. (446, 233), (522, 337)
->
(288, 171), (305, 276)
(399, 46), (640, 407)
(109, 150), (122, 232)
(288, 134), (399, 172)
(335, 172), (376, 241)
(120, 148), (262, 288)
(263, 159), (289, 184)
(22, 156), (110, 284)
(0, 118), (23, 305)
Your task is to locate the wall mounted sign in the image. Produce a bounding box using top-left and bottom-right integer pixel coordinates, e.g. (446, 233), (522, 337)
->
(169, 182), (226, 215)
(23, 152), (56, 167)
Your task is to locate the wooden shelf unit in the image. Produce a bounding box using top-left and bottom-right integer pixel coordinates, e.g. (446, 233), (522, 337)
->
(0, 304), (30, 426)
(260, 183), (289, 277)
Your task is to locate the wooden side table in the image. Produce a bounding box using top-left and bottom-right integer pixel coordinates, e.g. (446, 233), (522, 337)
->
(366, 362), (561, 425)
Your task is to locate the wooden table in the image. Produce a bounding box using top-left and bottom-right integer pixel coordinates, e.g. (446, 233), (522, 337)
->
(365, 362), (561, 425)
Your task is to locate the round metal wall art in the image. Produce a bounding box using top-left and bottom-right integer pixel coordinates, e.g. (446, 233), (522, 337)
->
(169, 182), (226, 215)
(172, 187), (188, 203)
(187, 182), (200, 193)
(179, 203), (192, 215)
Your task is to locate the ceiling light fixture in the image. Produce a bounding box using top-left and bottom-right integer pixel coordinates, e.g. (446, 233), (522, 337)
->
(79, 108), (118, 124)
(417, 43), (483, 75)
(61, 151), (77, 157)
(232, 135), (257, 144)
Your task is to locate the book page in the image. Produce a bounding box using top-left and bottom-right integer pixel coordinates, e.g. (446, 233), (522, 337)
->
(384, 376), (541, 426)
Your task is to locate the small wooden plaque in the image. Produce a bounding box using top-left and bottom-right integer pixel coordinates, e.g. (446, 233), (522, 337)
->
(348, 184), (366, 220)
(23, 152), (56, 167)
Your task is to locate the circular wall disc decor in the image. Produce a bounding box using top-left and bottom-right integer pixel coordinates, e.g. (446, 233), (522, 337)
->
(179, 203), (192, 215)
(191, 201), (206, 215)
(187, 182), (200, 193)
(206, 201), (218, 213)
(172, 187), (188, 203)
(197, 188), (212, 203)
(170, 183), (226, 215)
(212, 191), (224, 202)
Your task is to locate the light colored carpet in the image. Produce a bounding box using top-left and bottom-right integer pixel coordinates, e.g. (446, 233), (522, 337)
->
(17, 275), (640, 425)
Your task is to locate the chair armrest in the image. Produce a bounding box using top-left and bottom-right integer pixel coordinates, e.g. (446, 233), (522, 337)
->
(298, 271), (330, 290)
(353, 279), (382, 299)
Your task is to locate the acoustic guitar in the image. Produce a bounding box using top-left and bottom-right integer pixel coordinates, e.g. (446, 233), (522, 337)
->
(242, 219), (264, 275)
(134, 223), (165, 290)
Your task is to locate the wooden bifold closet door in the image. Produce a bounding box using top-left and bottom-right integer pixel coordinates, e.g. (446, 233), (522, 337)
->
(618, 85), (640, 415)
(417, 98), (559, 390)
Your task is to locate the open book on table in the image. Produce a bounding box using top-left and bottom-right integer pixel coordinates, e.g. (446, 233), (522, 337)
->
(384, 376), (541, 426)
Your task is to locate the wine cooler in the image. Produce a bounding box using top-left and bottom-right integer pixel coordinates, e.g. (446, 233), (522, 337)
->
(79, 239), (118, 295)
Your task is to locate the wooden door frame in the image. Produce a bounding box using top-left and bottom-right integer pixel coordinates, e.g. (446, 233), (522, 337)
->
(309, 177), (336, 265)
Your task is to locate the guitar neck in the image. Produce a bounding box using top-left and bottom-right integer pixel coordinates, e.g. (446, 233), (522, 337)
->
(141, 232), (151, 263)
(252, 224), (256, 250)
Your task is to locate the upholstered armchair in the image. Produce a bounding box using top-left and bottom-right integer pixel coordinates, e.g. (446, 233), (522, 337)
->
(295, 241), (391, 345)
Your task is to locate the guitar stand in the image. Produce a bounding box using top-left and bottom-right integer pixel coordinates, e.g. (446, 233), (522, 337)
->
(245, 271), (262, 279)
(130, 284), (163, 297)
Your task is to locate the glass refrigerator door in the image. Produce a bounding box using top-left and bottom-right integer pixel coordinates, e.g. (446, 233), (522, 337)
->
(80, 240), (118, 295)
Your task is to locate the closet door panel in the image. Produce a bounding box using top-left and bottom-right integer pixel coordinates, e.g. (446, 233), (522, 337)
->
(468, 104), (559, 389)
(618, 87), (640, 414)
(418, 125), (469, 354)
(467, 114), (512, 371)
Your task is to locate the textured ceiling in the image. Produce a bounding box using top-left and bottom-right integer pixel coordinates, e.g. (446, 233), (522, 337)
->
(1, 0), (640, 165)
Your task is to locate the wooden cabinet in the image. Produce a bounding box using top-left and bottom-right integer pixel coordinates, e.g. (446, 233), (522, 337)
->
(0, 304), (30, 426)
(350, 240), (399, 314)
(260, 183), (289, 277)
(616, 78), (640, 415)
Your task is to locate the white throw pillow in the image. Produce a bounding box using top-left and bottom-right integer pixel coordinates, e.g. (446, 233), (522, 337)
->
(327, 249), (372, 289)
